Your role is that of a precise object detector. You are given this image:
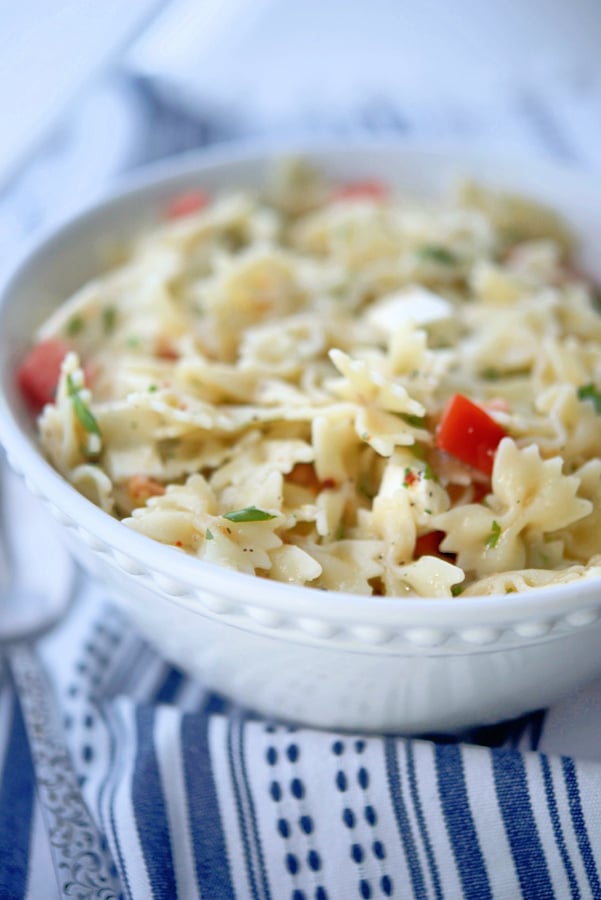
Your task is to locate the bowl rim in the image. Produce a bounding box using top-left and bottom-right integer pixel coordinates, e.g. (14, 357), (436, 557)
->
(1, 136), (601, 627)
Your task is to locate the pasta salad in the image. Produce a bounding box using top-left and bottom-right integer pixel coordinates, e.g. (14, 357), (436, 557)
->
(17, 160), (601, 598)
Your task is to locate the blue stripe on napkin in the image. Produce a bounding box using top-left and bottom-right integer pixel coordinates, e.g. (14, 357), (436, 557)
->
(227, 716), (271, 900)
(406, 740), (443, 900)
(562, 756), (601, 897)
(181, 710), (235, 899)
(384, 736), (427, 899)
(133, 706), (178, 896)
(435, 743), (492, 899)
(540, 753), (579, 896)
(0, 694), (35, 900)
(493, 750), (554, 898)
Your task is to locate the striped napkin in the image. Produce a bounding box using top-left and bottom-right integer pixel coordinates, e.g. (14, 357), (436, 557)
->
(3, 563), (601, 899)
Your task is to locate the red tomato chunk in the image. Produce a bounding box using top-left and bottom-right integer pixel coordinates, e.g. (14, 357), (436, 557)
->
(331, 180), (389, 202)
(165, 189), (211, 219)
(17, 339), (71, 412)
(435, 393), (507, 477)
(414, 531), (446, 558)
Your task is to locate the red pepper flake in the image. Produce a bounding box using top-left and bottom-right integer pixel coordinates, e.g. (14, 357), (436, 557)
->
(320, 477), (337, 491)
(403, 468), (419, 488)
(175, 540), (183, 547)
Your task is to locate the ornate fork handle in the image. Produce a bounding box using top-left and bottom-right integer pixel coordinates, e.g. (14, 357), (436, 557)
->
(7, 643), (121, 900)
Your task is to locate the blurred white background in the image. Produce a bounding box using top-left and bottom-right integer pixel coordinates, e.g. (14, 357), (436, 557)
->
(0, 0), (600, 258)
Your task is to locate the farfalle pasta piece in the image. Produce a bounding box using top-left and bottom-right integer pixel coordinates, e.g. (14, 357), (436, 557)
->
(435, 438), (591, 577)
(533, 384), (601, 464)
(126, 473), (287, 574)
(462, 556), (601, 596)
(38, 352), (102, 476)
(386, 557), (464, 598)
(308, 540), (385, 594)
(556, 460), (601, 562)
(268, 544), (323, 584)
(327, 349), (425, 455)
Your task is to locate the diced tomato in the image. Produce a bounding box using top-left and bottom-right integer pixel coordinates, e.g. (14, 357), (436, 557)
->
(128, 475), (166, 506)
(415, 531), (445, 558)
(331, 180), (389, 202)
(165, 189), (211, 219)
(17, 338), (71, 412)
(436, 393), (508, 477)
(155, 336), (180, 360)
(288, 463), (320, 492)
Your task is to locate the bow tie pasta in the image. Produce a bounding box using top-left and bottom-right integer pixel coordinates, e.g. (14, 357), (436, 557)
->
(20, 160), (601, 598)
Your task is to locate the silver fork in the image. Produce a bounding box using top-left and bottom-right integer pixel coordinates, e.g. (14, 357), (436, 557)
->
(0, 464), (121, 899)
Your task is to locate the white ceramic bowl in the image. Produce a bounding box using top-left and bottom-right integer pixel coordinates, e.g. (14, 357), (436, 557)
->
(2, 141), (601, 733)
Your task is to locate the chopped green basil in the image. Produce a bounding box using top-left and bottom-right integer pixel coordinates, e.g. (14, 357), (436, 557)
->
(223, 506), (276, 523)
(577, 383), (601, 414)
(422, 462), (435, 481)
(205, 528), (214, 540)
(415, 245), (458, 266)
(481, 367), (500, 381)
(66, 374), (101, 436)
(451, 584), (464, 597)
(66, 316), (85, 337)
(485, 519), (501, 550)
(148, 384), (158, 392)
(102, 306), (117, 334)
(401, 413), (427, 428)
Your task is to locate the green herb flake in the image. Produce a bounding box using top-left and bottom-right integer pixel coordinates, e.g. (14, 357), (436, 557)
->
(66, 374), (101, 436)
(481, 367), (500, 381)
(401, 413), (427, 429)
(127, 335), (141, 349)
(222, 506), (276, 523)
(422, 462), (435, 481)
(102, 306), (117, 334)
(410, 444), (426, 460)
(148, 384), (159, 393)
(451, 584), (464, 597)
(415, 245), (458, 266)
(485, 519), (502, 550)
(577, 383), (601, 414)
(66, 315), (85, 337)
(205, 528), (214, 540)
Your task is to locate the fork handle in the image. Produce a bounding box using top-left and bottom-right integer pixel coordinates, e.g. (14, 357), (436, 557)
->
(7, 643), (122, 900)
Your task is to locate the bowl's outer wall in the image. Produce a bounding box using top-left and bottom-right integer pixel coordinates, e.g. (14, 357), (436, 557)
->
(2, 143), (601, 731)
